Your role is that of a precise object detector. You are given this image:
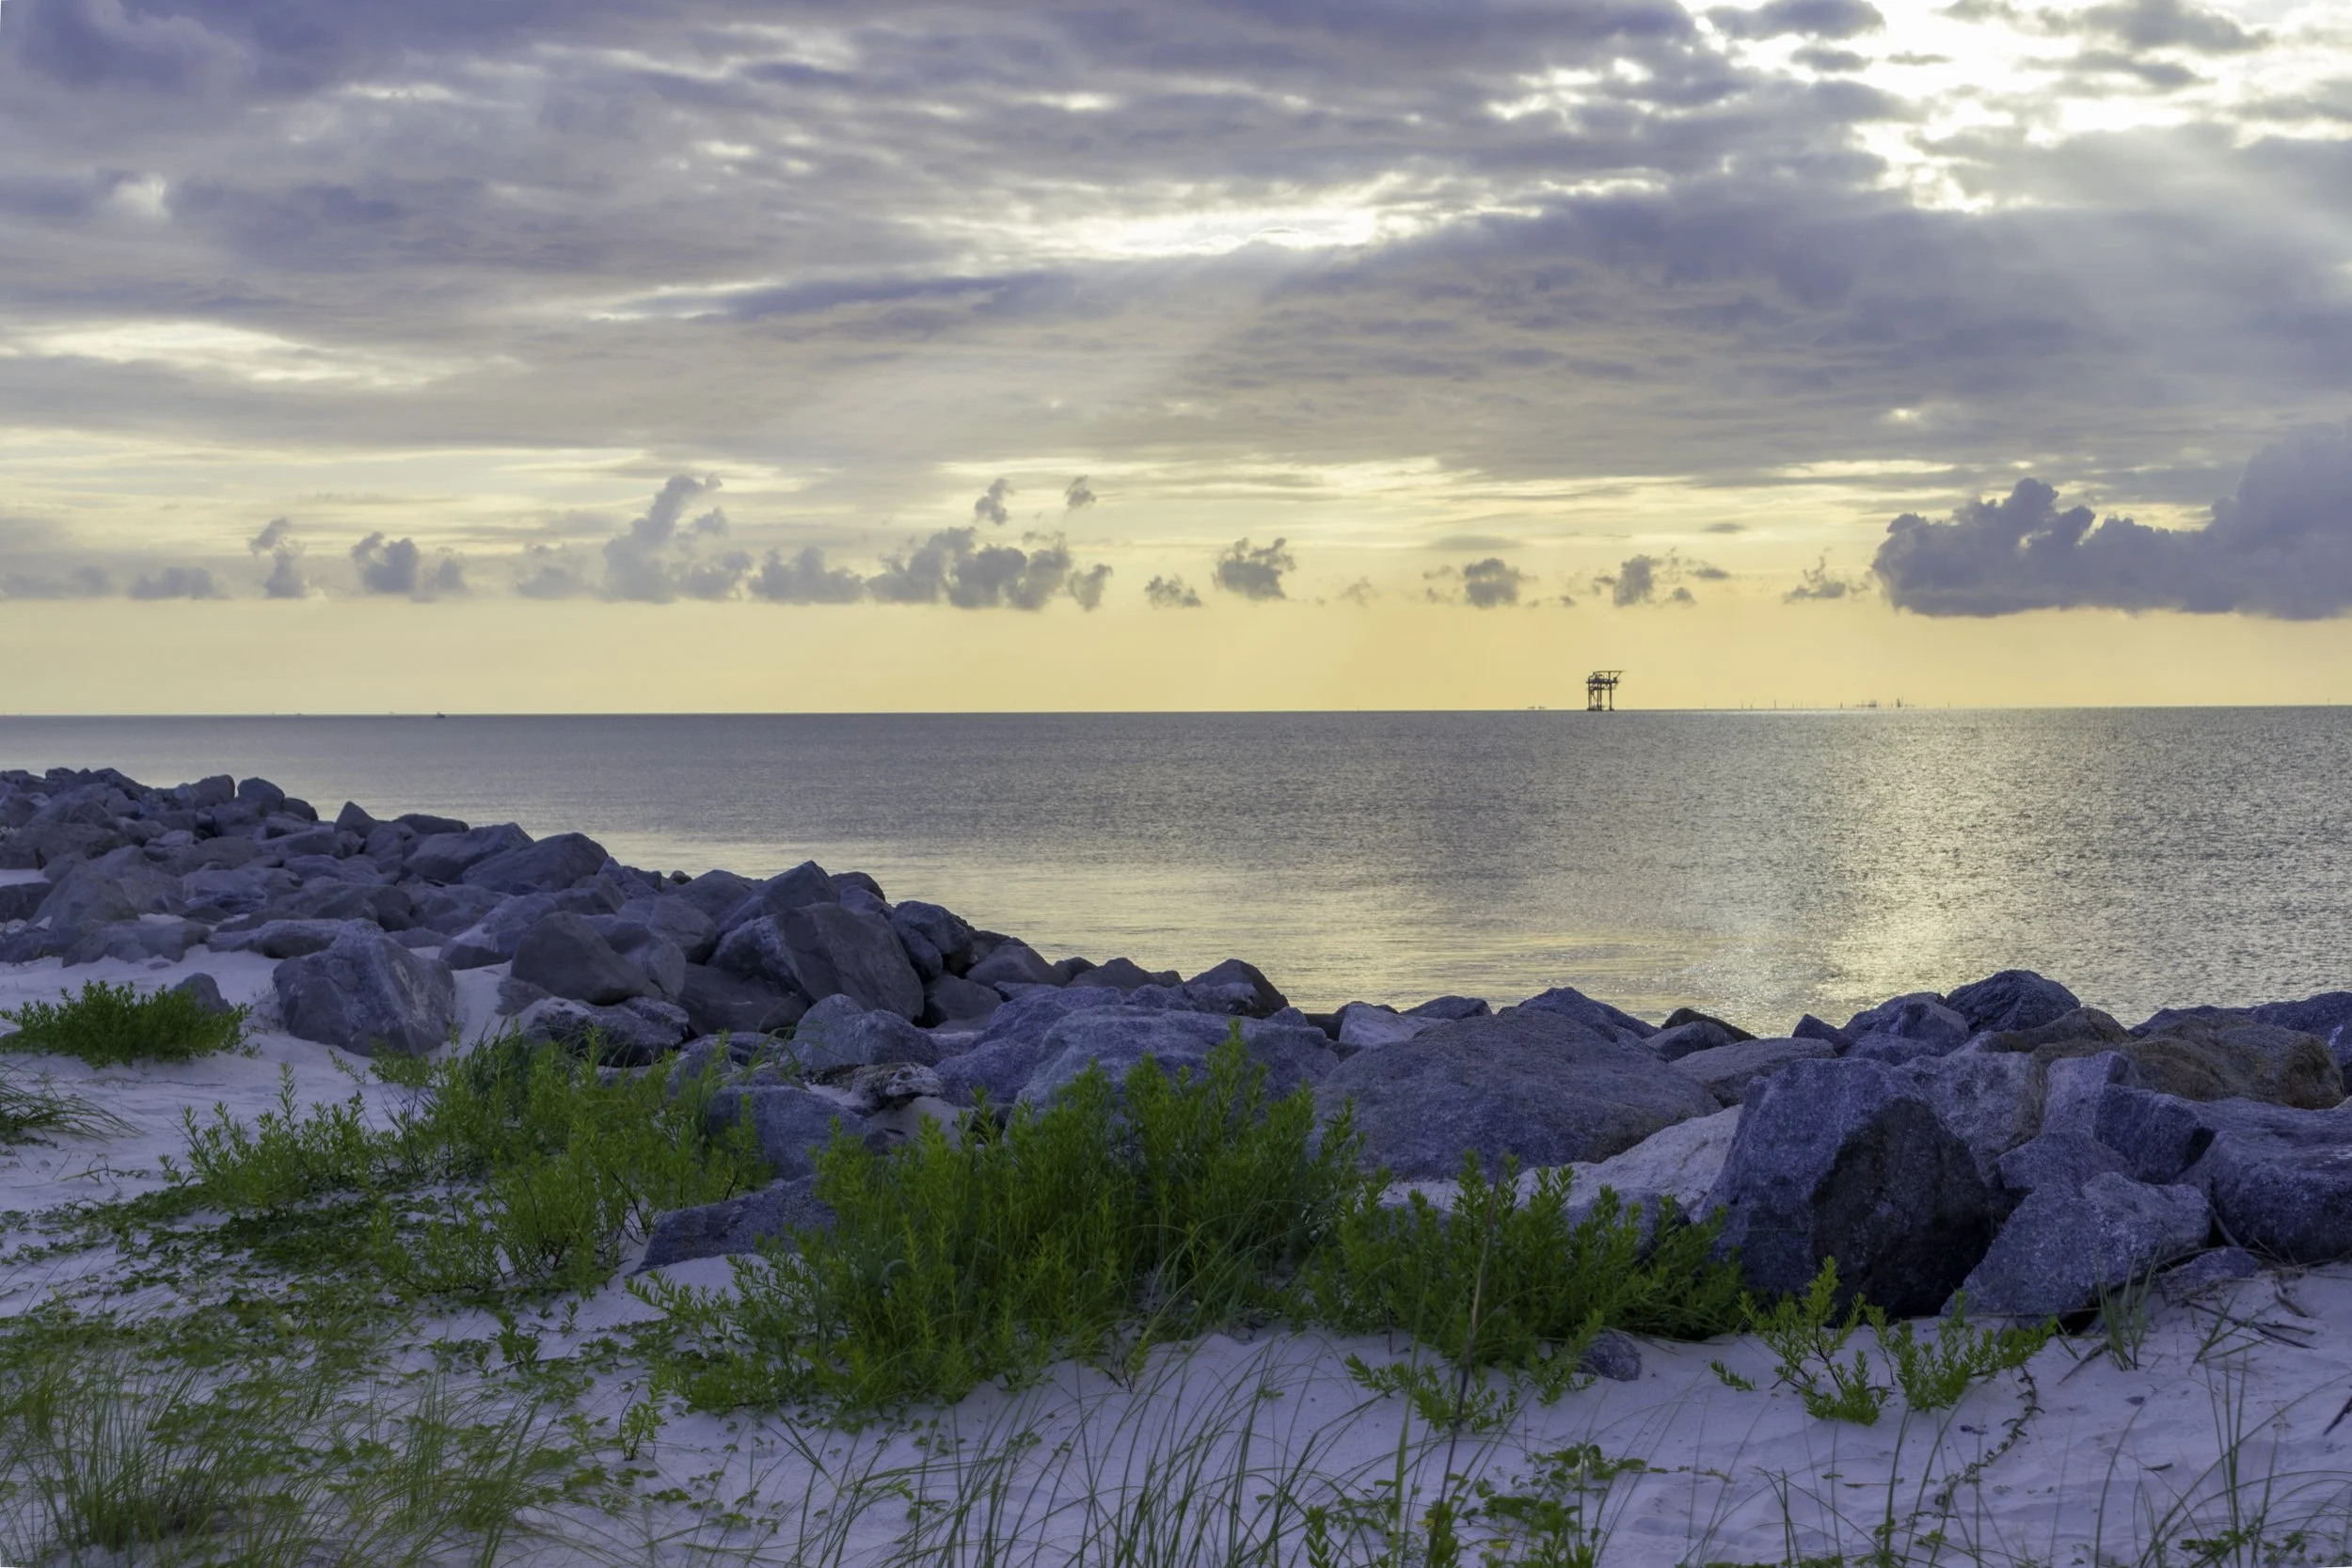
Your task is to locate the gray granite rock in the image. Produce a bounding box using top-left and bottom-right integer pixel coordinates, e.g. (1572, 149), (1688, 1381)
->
(1957, 1171), (2209, 1318)
(637, 1176), (835, 1270)
(1669, 1037), (1836, 1106)
(274, 927), (458, 1056)
(510, 911), (654, 1006)
(706, 1084), (866, 1180)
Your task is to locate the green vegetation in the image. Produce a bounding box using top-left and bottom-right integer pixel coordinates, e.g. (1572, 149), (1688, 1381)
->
(167, 1033), (771, 1296)
(1, 978), (247, 1067)
(0, 1064), (127, 1145)
(642, 1027), (1366, 1410)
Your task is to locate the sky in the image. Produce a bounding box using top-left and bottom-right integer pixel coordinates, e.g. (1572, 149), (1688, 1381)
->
(2, 0), (2350, 711)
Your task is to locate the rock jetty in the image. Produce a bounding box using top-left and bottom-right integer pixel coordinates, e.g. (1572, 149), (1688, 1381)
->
(8, 763), (2352, 1318)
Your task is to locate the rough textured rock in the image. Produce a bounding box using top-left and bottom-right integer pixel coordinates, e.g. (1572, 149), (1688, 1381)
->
(890, 900), (977, 975)
(2180, 1098), (2352, 1263)
(209, 918), (372, 959)
(408, 882), (505, 937)
(1186, 958), (1289, 1019)
(719, 861), (839, 933)
(1791, 1014), (1853, 1051)
(706, 1085), (867, 1180)
(1320, 1009), (1718, 1180)
(1994, 1131), (2133, 1200)
(274, 927), (459, 1056)
(1662, 1006), (1755, 1041)
(1947, 970), (2083, 1036)
(921, 973), (1002, 1027)
(707, 915), (804, 992)
(1669, 1037), (1837, 1106)
(1077, 956), (1181, 993)
(1648, 1018), (1747, 1062)
(168, 971), (234, 1015)
(967, 939), (1058, 990)
(778, 902), (925, 1020)
(65, 917), (210, 965)
(1406, 995), (1492, 1022)
(1898, 1050), (2042, 1180)
(516, 995), (691, 1066)
(2040, 1050), (2138, 1138)
(787, 994), (946, 1071)
(275, 879), (414, 930)
(1020, 1007), (1337, 1106)
(612, 895), (718, 965)
(596, 920), (686, 1001)
(510, 911), (654, 1006)
(34, 867), (145, 938)
(1843, 993), (1970, 1053)
(1957, 1172), (2210, 1318)
(2091, 1085), (2218, 1184)
(1578, 1329), (1643, 1383)
(679, 963), (805, 1037)
(637, 1176), (835, 1270)
(1515, 986), (1655, 1044)
(1571, 1105), (1744, 1214)
(1336, 1003), (1440, 1051)
(1705, 1058), (1997, 1316)
(2123, 1020), (2343, 1109)
(2161, 1247), (2264, 1292)
(461, 832), (609, 895)
(405, 823), (533, 884)
(672, 868), (760, 925)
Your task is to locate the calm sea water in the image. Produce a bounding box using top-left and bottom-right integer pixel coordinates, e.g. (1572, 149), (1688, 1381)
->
(4, 711), (2347, 1029)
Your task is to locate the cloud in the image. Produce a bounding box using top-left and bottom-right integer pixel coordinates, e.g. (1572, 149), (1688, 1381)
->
(973, 478), (1014, 527)
(1786, 556), (1864, 601)
(513, 544), (592, 600)
(1600, 551), (1718, 606)
(351, 532), (465, 598)
(1431, 533), (1521, 551)
(1712, 0), (1885, 40)
(2, 562), (110, 598)
(597, 475), (743, 602)
(128, 565), (224, 599)
(752, 545), (866, 604)
(1064, 476), (1095, 510)
(1214, 537), (1294, 600)
(1339, 578), (1378, 606)
(1145, 573), (1203, 608)
(247, 516), (308, 598)
(1872, 426), (2352, 618)
(867, 526), (1105, 610)
(2078, 0), (2259, 53)
(1426, 557), (1534, 607)
(1705, 523), (1747, 534)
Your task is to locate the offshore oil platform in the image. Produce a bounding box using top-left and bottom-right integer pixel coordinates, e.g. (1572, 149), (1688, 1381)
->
(1585, 670), (1622, 711)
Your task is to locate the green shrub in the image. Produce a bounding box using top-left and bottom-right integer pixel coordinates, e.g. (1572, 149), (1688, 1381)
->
(168, 1032), (768, 1297)
(1, 978), (246, 1067)
(1296, 1154), (1748, 1400)
(644, 1024), (1370, 1412)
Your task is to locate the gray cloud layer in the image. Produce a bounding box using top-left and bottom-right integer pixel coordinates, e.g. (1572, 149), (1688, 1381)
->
(1873, 426), (2352, 618)
(1215, 538), (1295, 600)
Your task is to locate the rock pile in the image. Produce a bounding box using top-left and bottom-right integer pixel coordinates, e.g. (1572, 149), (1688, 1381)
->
(7, 765), (2351, 1315)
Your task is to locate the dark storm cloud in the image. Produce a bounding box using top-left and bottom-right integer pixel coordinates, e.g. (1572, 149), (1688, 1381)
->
(866, 527), (1105, 610)
(1214, 537), (1294, 600)
(1873, 426), (2352, 619)
(351, 532), (464, 598)
(1145, 574), (1203, 608)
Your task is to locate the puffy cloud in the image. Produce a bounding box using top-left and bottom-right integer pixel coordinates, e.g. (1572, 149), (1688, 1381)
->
(1425, 557), (1534, 607)
(866, 527), (1106, 610)
(513, 544), (592, 600)
(752, 546), (866, 604)
(973, 478), (1014, 528)
(1214, 537), (1294, 600)
(1599, 551), (1719, 606)
(1872, 426), (2352, 619)
(248, 517), (308, 598)
(129, 565), (224, 599)
(1063, 476), (1096, 510)
(1145, 574), (1203, 609)
(351, 532), (464, 598)
(1338, 578), (1378, 606)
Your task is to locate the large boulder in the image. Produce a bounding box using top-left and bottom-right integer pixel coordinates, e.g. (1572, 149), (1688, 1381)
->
(63, 917), (210, 965)
(33, 866), (143, 937)
(1668, 1037), (1837, 1106)
(705, 1084), (866, 1180)
(440, 893), (561, 969)
(1319, 1009), (1717, 1180)
(1514, 986), (1655, 1044)
(891, 900), (977, 975)
(405, 823), (533, 884)
(407, 882), (504, 936)
(1186, 958), (1289, 1019)
(638, 1175), (834, 1271)
(515, 995), (691, 1067)
(1898, 1050), (2042, 1181)
(787, 994), (946, 1071)
(460, 832), (609, 895)
(274, 879), (414, 930)
(717, 861), (839, 934)
(922, 973), (1003, 1027)
(780, 904), (925, 1020)
(1705, 1058), (1997, 1316)
(1957, 1172), (2211, 1319)
(1572, 1105), (1744, 1214)
(678, 963), (805, 1037)
(510, 911), (654, 1006)
(1946, 970), (2081, 1036)
(210, 917), (377, 958)
(1994, 1130), (2134, 1201)
(1647, 1018), (1748, 1062)
(612, 895), (718, 965)
(2179, 1098), (2352, 1263)
(1018, 1007), (1337, 1106)
(967, 939), (1058, 990)
(2124, 1020), (2343, 1109)
(670, 868), (760, 925)
(1336, 1003), (1441, 1052)
(596, 919), (687, 1001)
(275, 927), (459, 1056)
(1843, 992), (1971, 1054)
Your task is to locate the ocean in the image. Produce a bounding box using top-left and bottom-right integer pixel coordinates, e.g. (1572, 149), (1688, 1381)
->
(4, 709), (2346, 1029)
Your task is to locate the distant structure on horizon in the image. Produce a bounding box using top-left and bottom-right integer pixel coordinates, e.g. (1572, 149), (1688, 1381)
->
(1585, 670), (1622, 711)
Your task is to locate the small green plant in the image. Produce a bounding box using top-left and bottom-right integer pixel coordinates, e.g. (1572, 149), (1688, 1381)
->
(1301, 1154), (1747, 1402)
(2093, 1268), (2155, 1370)
(1873, 1293), (2051, 1411)
(1740, 1259), (1891, 1425)
(1471, 1443), (1646, 1568)
(643, 1024), (1368, 1413)
(1, 978), (246, 1067)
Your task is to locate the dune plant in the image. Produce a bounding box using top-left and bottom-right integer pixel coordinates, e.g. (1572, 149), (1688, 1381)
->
(642, 1025), (1369, 1413)
(1, 977), (246, 1067)
(0, 1063), (127, 1145)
